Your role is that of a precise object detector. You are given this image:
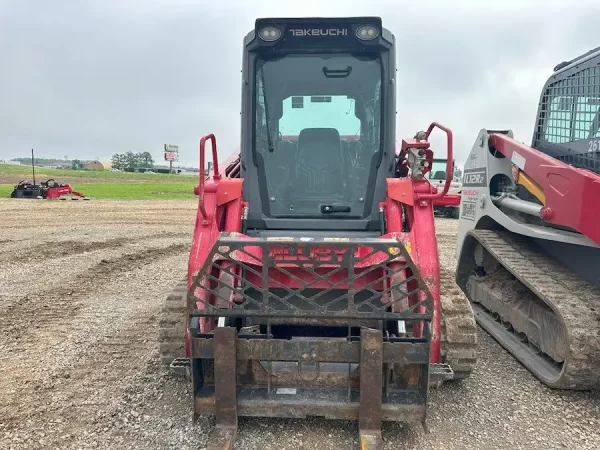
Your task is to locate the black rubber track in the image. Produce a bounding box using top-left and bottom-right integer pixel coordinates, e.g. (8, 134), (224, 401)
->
(439, 267), (478, 379)
(158, 278), (188, 367)
(465, 229), (600, 390)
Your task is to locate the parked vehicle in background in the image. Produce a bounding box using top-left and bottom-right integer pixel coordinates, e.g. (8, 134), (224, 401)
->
(427, 158), (462, 218)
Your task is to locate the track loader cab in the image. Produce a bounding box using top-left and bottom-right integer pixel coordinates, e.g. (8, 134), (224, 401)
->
(240, 17), (396, 236)
(530, 45), (600, 174)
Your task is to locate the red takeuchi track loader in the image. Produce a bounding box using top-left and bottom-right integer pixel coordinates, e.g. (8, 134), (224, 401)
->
(159, 17), (477, 449)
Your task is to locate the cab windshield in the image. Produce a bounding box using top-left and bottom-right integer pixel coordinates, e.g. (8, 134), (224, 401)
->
(254, 53), (382, 218)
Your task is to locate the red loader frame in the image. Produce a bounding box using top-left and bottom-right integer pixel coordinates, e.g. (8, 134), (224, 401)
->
(185, 122), (454, 374)
(178, 123), (457, 449)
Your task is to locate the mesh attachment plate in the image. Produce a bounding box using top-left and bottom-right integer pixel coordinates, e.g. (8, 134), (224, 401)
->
(188, 234), (433, 322)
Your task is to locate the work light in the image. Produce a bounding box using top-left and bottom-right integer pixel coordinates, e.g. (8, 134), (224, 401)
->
(259, 26), (281, 41)
(356, 25), (379, 40)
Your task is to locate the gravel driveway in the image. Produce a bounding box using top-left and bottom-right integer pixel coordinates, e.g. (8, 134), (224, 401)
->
(0, 199), (598, 450)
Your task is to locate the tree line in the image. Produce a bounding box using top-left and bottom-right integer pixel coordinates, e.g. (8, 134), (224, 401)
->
(10, 157), (65, 166)
(110, 151), (154, 170)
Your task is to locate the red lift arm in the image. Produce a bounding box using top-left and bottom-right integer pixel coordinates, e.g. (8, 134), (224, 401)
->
(489, 133), (600, 245)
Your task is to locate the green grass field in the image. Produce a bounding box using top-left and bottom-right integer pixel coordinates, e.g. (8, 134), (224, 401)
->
(0, 182), (198, 199)
(0, 163), (198, 182)
(0, 185), (14, 197)
(0, 164), (200, 200)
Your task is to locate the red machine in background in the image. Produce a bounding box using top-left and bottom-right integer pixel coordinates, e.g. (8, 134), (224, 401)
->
(9, 150), (89, 200)
(43, 179), (88, 199)
(432, 192), (461, 217)
(10, 178), (88, 200)
(428, 158), (462, 219)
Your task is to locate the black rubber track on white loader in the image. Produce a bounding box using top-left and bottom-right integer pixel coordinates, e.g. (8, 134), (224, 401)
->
(464, 229), (600, 390)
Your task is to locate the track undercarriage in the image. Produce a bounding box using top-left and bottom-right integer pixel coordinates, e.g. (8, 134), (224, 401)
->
(457, 229), (600, 390)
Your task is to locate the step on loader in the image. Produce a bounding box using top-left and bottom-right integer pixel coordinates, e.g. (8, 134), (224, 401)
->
(455, 46), (600, 391)
(159, 17), (477, 449)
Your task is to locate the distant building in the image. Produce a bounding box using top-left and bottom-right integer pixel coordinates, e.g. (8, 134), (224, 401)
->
(83, 160), (111, 170)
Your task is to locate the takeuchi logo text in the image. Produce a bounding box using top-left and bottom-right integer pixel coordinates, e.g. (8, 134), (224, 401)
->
(289, 28), (348, 36)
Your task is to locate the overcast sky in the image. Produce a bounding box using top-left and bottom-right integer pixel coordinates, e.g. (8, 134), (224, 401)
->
(1, 0), (599, 168)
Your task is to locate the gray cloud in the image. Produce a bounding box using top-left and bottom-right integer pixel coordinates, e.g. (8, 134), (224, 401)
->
(1, 0), (599, 167)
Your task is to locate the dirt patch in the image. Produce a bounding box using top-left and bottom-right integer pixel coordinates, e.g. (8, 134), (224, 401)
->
(0, 242), (190, 346)
(0, 231), (189, 262)
(0, 236), (129, 261)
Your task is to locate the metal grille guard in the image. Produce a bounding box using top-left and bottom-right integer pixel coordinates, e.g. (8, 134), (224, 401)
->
(187, 233), (433, 323)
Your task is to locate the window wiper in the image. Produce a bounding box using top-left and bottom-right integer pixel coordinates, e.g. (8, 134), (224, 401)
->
(260, 67), (275, 153)
(321, 204), (351, 214)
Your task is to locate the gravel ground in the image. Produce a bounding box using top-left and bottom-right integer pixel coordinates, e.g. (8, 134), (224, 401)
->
(1, 199), (599, 450)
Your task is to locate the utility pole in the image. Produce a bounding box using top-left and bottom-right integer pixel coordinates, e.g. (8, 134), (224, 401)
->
(31, 149), (36, 185)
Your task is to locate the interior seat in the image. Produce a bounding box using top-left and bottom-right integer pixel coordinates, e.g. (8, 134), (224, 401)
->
(287, 128), (346, 200)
